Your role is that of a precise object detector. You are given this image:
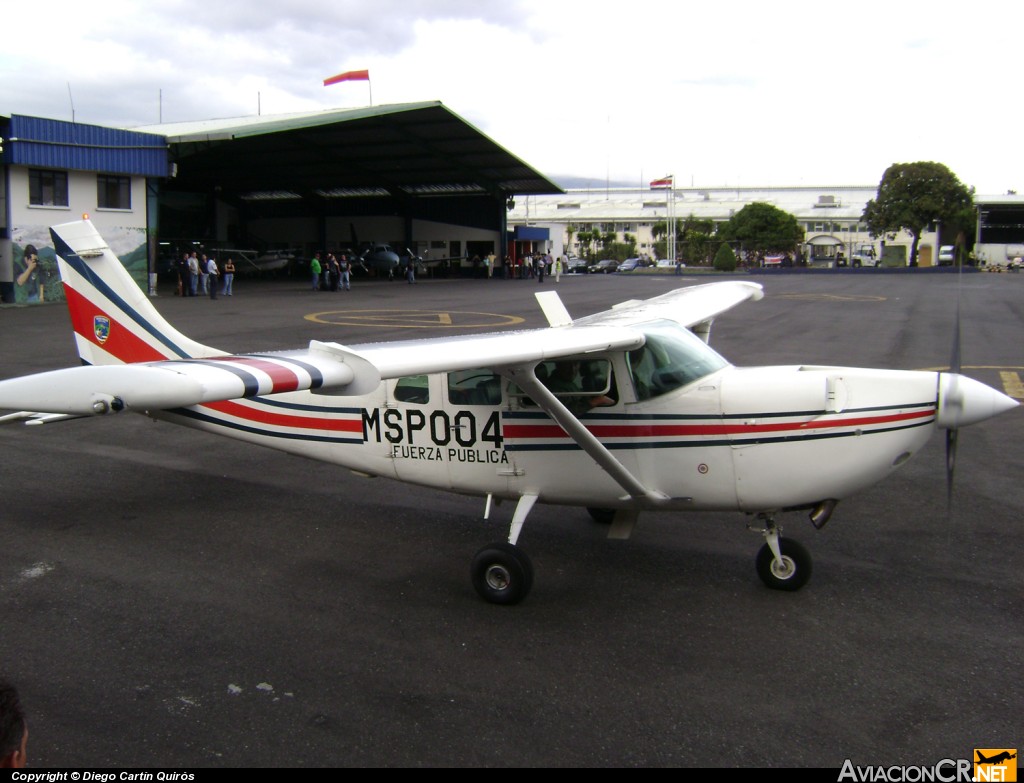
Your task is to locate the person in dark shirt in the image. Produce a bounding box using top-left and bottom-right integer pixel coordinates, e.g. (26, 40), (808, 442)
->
(0, 679), (28, 768)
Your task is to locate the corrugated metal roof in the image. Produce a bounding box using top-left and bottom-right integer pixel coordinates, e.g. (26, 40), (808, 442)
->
(135, 101), (561, 198)
(6, 115), (168, 177)
(133, 102), (443, 142)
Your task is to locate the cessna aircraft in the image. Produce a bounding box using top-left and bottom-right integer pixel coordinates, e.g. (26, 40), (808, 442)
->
(0, 220), (1017, 604)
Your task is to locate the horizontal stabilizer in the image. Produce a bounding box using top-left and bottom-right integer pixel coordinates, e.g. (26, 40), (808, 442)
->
(0, 411), (86, 426)
(0, 347), (376, 416)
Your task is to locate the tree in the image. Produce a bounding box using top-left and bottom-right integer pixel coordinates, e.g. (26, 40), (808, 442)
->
(653, 215), (717, 264)
(717, 202), (802, 261)
(577, 228), (602, 259)
(862, 162), (973, 266)
(713, 242), (737, 272)
(565, 223), (577, 256)
(679, 216), (716, 265)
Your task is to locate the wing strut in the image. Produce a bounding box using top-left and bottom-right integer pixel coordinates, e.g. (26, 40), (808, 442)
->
(504, 366), (668, 505)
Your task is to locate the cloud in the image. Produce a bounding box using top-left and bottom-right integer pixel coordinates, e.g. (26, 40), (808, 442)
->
(1, 0), (1023, 192)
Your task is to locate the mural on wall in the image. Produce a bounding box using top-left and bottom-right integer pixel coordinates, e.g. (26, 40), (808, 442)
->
(12, 224), (148, 304)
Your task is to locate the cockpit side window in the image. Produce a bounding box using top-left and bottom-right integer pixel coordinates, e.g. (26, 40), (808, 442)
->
(394, 375), (429, 404)
(447, 369), (502, 406)
(628, 321), (728, 400)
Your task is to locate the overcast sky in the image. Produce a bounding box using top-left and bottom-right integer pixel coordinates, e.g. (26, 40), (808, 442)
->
(2, 0), (1019, 194)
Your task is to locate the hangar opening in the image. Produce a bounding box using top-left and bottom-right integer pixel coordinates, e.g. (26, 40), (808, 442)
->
(138, 102), (562, 275)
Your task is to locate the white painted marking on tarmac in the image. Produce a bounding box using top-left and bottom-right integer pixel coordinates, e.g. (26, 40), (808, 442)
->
(20, 562), (54, 581)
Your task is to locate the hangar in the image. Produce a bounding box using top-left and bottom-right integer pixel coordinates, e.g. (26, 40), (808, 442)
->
(1, 102), (561, 302)
(136, 101), (563, 268)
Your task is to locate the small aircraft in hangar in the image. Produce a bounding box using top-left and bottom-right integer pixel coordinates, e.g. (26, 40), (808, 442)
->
(0, 220), (1017, 604)
(354, 242), (401, 278)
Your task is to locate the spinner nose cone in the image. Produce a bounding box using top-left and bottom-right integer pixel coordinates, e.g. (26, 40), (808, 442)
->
(936, 373), (1019, 429)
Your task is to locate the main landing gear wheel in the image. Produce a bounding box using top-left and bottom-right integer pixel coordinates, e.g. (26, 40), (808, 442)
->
(471, 542), (534, 605)
(587, 507), (615, 525)
(756, 537), (812, 592)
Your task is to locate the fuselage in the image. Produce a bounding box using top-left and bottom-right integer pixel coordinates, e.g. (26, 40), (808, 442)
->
(155, 350), (941, 514)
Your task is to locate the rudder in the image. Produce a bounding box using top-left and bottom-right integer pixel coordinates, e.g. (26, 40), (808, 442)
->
(50, 219), (220, 366)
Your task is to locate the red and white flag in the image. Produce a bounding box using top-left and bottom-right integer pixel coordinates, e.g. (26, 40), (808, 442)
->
(650, 176), (674, 189)
(324, 69), (370, 86)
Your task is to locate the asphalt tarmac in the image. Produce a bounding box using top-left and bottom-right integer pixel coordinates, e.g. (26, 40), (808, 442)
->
(1, 268), (1021, 768)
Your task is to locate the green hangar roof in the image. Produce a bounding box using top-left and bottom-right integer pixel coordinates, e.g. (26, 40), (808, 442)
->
(135, 101), (563, 203)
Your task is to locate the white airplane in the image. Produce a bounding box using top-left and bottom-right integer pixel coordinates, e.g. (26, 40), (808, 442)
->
(0, 220), (1017, 604)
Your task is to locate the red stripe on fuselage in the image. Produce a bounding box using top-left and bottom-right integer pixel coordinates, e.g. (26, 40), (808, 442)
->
(503, 407), (936, 440)
(209, 356), (301, 393)
(202, 399), (363, 433)
(65, 284), (168, 363)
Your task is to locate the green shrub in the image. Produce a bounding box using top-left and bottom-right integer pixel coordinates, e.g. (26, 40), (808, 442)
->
(713, 243), (737, 272)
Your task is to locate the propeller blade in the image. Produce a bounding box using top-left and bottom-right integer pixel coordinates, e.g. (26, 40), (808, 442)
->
(945, 427), (957, 508)
(945, 261), (963, 507)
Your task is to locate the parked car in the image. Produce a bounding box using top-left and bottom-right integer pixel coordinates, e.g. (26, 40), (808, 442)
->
(587, 259), (619, 274)
(938, 245), (955, 265)
(566, 257), (588, 274)
(616, 258), (641, 272)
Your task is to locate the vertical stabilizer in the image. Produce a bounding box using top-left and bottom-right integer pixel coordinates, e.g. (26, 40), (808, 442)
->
(50, 220), (222, 366)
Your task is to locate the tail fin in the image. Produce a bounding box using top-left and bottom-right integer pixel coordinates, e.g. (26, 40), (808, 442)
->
(50, 220), (222, 366)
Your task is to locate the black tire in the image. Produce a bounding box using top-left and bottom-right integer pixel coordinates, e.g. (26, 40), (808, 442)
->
(471, 542), (534, 605)
(587, 507), (616, 525)
(755, 537), (812, 591)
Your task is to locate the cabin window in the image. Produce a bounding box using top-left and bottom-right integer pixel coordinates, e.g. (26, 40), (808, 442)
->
(29, 169), (69, 207)
(394, 375), (429, 404)
(508, 358), (616, 410)
(447, 369), (502, 406)
(628, 321), (728, 401)
(97, 174), (132, 210)
(537, 359), (612, 398)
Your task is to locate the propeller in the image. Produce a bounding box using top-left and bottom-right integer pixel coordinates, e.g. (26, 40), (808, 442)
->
(945, 269), (962, 507)
(934, 254), (1017, 507)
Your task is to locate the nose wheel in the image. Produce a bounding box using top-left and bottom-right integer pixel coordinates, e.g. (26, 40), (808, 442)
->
(755, 533), (812, 591)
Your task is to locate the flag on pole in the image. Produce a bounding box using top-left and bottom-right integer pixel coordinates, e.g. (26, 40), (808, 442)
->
(650, 176), (674, 189)
(324, 69), (370, 86)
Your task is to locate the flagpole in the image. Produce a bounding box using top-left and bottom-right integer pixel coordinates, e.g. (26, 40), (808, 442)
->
(667, 175), (676, 264)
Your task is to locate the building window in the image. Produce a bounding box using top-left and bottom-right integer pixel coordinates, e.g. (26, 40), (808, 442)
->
(97, 174), (131, 210)
(29, 169), (69, 207)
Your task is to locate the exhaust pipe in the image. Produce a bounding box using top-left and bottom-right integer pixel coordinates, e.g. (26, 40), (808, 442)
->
(809, 499), (838, 530)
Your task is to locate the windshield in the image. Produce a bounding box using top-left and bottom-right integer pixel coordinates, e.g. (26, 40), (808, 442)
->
(627, 320), (729, 401)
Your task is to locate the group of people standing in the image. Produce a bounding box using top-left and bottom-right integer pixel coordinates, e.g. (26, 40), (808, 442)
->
(309, 252), (352, 291)
(175, 251), (235, 299)
(504, 251), (561, 282)
(467, 251), (562, 281)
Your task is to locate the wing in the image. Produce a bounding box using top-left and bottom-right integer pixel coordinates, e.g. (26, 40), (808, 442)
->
(573, 280), (763, 342)
(0, 324), (644, 417)
(1, 218), (762, 418)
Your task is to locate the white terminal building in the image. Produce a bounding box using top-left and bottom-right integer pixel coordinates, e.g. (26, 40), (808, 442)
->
(507, 184), (1024, 268)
